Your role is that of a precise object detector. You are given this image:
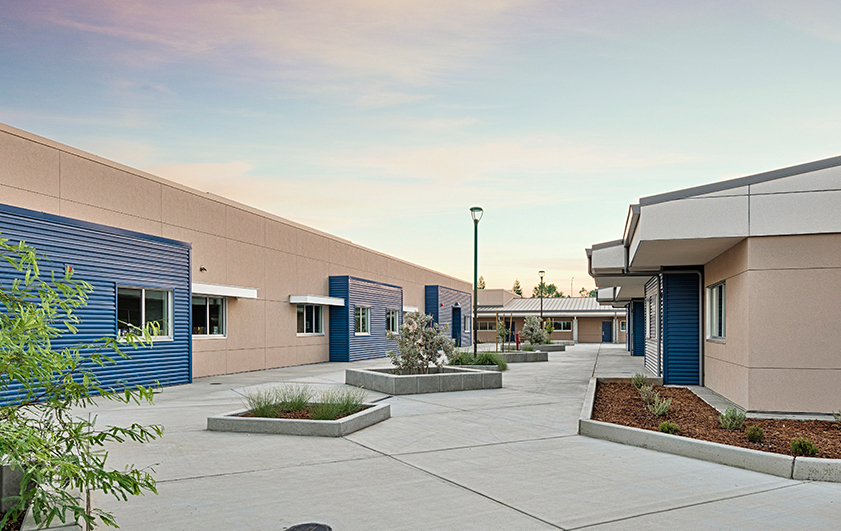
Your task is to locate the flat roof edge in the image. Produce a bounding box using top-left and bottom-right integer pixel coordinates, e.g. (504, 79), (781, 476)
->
(639, 155), (841, 206)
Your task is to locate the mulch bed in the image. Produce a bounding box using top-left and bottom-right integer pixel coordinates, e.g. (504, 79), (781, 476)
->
(240, 406), (363, 421)
(592, 382), (841, 459)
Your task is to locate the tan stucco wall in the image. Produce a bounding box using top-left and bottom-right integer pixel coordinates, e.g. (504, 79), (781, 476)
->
(0, 123), (471, 377)
(704, 234), (841, 413)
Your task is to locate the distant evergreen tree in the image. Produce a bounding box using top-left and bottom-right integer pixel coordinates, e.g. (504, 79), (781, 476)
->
(512, 279), (522, 296)
(531, 282), (563, 298)
(478, 275), (486, 289)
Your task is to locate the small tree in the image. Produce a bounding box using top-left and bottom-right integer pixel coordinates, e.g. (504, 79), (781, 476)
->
(387, 311), (455, 374)
(521, 315), (547, 345)
(512, 279), (522, 296)
(545, 318), (554, 336)
(478, 276), (486, 289)
(496, 320), (509, 350)
(0, 237), (162, 529)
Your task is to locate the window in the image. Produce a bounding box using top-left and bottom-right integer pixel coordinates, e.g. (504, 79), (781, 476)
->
(193, 296), (225, 336)
(464, 316), (471, 333)
(354, 306), (370, 334)
(708, 281), (726, 340)
(478, 321), (496, 331)
(620, 320), (626, 332)
(297, 304), (323, 335)
(552, 319), (572, 331)
(386, 309), (399, 334)
(117, 287), (172, 338)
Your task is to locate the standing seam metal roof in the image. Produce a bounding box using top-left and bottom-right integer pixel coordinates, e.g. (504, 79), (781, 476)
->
(476, 297), (622, 314)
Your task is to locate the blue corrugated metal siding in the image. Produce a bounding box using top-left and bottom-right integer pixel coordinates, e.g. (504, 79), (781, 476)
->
(0, 204), (192, 401)
(662, 273), (701, 385)
(425, 285), (472, 348)
(328, 277), (350, 362)
(631, 300), (645, 356)
(328, 276), (401, 362)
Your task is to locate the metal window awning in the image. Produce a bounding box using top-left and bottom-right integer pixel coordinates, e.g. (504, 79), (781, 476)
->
(192, 282), (259, 299)
(403, 306), (419, 313)
(289, 295), (345, 307)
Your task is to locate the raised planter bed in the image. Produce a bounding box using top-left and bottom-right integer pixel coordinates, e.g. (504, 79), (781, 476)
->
(500, 351), (548, 362)
(578, 377), (841, 483)
(535, 344), (565, 352)
(345, 366), (502, 395)
(207, 402), (390, 437)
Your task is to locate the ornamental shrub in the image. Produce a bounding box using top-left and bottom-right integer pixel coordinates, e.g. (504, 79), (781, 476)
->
(387, 311), (455, 374)
(659, 421), (680, 434)
(638, 384), (657, 404)
(631, 373), (647, 390)
(745, 425), (765, 443)
(0, 236), (162, 529)
(791, 438), (819, 456)
(521, 315), (546, 345)
(718, 407), (747, 431)
(648, 395), (672, 416)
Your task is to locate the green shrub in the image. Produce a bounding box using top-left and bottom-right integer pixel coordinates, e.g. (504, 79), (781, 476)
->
(276, 384), (313, 412)
(631, 373), (647, 390)
(718, 407), (747, 431)
(638, 384), (657, 404)
(389, 311), (455, 374)
(521, 315), (547, 345)
(245, 387), (281, 418)
(648, 395), (672, 416)
(659, 421), (680, 434)
(475, 352), (508, 370)
(791, 438), (819, 456)
(745, 425), (765, 443)
(310, 387), (367, 420)
(521, 344), (534, 352)
(448, 351), (474, 366)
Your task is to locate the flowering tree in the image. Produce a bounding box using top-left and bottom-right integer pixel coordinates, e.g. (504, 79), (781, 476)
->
(0, 237), (161, 529)
(386, 311), (455, 374)
(521, 315), (547, 345)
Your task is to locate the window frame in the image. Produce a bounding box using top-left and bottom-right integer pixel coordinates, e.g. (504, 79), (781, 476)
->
(620, 320), (626, 332)
(117, 286), (174, 341)
(552, 319), (572, 332)
(707, 281), (726, 341)
(354, 306), (371, 335)
(192, 295), (226, 338)
(386, 308), (399, 334)
(296, 304), (324, 336)
(463, 315), (471, 333)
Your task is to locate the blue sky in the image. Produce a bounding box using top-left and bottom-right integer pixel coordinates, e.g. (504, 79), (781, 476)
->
(3, 1), (841, 295)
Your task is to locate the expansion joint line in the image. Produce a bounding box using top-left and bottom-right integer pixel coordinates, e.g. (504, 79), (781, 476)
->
(347, 439), (567, 530)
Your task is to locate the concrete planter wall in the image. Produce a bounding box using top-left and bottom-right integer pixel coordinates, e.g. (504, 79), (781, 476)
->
(346, 367), (502, 395)
(501, 351), (548, 362)
(578, 377), (841, 483)
(207, 402), (390, 437)
(535, 344), (565, 352)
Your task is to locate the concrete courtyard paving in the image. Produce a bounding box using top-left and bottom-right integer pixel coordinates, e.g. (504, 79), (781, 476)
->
(88, 344), (841, 530)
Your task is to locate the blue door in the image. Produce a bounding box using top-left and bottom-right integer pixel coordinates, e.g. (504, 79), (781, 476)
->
(452, 307), (462, 347)
(602, 321), (613, 343)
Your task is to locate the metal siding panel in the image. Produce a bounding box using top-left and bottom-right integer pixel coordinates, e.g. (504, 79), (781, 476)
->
(644, 276), (661, 375)
(662, 273), (701, 385)
(0, 209), (191, 402)
(328, 276), (351, 362)
(426, 285), (472, 348)
(424, 285), (439, 322)
(631, 300), (645, 356)
(345, 277), (402, 362)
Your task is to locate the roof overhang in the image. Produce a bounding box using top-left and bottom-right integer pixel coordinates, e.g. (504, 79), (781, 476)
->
(403, 306), (419, 313)
(192, 282), (259, 299)
(289, 295), (345, 306)
(589, 239), (625, 276)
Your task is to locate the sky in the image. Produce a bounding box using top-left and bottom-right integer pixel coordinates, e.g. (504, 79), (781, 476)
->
(3, 1), (841, 296)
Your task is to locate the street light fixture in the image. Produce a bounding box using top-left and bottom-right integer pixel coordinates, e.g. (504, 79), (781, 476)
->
(470, 207), (483, 357)
(539, 270), (545, 321)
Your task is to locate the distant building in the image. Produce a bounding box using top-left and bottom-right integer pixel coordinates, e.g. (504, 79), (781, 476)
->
(587, 156), (841, 413)
(476, 289), (625, 344)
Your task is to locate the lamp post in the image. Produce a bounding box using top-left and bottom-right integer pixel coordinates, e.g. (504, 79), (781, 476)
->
(470, 206), (483, 357)
(538, 270), (545, 321)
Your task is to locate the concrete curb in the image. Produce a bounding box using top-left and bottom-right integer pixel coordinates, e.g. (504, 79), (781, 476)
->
(346, 367), (502, 395)
(207, 402), (390, 437)
(578, 377), (841, 482)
